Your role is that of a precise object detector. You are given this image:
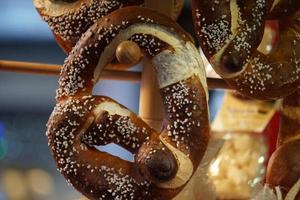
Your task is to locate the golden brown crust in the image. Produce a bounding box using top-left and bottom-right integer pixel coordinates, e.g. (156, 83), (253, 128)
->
(192, 0), (300, 100)
(47, 7), (209, 200)
(34, 0), (184, 54)
(34, 0), (145, 53)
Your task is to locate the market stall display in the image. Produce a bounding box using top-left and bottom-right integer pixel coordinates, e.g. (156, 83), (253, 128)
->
(0, 0), (300, 199)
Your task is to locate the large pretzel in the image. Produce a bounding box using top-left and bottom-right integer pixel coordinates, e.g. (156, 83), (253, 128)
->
(266, 89), (300, 198)
(33, 0), (183, 53)
(192, 0), (300, 99)
(47, 7), (210, 200)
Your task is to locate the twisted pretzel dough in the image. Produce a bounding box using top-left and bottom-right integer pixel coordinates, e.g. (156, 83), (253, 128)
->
(266, 89), (300, 197)
(33, 0), (144, 52)
(192, 0), (300, 99)
(47, 7), (209, 200)
(33, 0), (184, 53)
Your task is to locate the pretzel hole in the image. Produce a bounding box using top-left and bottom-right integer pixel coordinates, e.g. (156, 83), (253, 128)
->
(92, 80), (139, 112)
(95, 143), (134, 162)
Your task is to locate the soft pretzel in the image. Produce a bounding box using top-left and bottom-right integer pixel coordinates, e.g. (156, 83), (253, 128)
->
(192, 0), (300, 99)
(47, 7), (210, 200)
(266, 89), (300, 197)
(33, 0), (144, 53)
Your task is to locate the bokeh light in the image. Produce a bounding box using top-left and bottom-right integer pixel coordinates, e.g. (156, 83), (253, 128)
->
(1, 169), (29, 200)
(26, 169), (54, 197)
(0, 138), (8, 160)
(0, 123), (4, 138)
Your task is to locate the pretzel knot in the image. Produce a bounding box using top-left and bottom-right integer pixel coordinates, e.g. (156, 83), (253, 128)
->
(47, 7), (210, 200)
(192, 0), (300, 99)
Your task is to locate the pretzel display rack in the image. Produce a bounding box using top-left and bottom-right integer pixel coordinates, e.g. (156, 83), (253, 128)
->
(0, 1), (233, 200)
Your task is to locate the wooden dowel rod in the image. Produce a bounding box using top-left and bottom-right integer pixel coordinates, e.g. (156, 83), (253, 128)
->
(0, 60), (141, 82)
(0, 60), (60, 75)
(207, 77), (232, 90)
(0, 59), (230, 89)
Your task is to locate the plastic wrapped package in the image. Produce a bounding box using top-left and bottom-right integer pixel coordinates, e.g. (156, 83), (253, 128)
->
(209, 132), (267, 199)
(209, 92), (276, 199)
(251, 179), (300, 200)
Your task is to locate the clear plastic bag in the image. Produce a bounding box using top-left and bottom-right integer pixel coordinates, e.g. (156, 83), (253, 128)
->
(251, 179), (300, 200)
(209, 132), (268, 199)
(209, 92), (276, 199)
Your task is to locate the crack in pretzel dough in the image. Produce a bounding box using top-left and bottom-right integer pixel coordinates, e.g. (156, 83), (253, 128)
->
(93, 24), (208, 98)
(34, 0), (91, 16)
(230, 0), (241, 35)
(153, 42), (207, 92)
